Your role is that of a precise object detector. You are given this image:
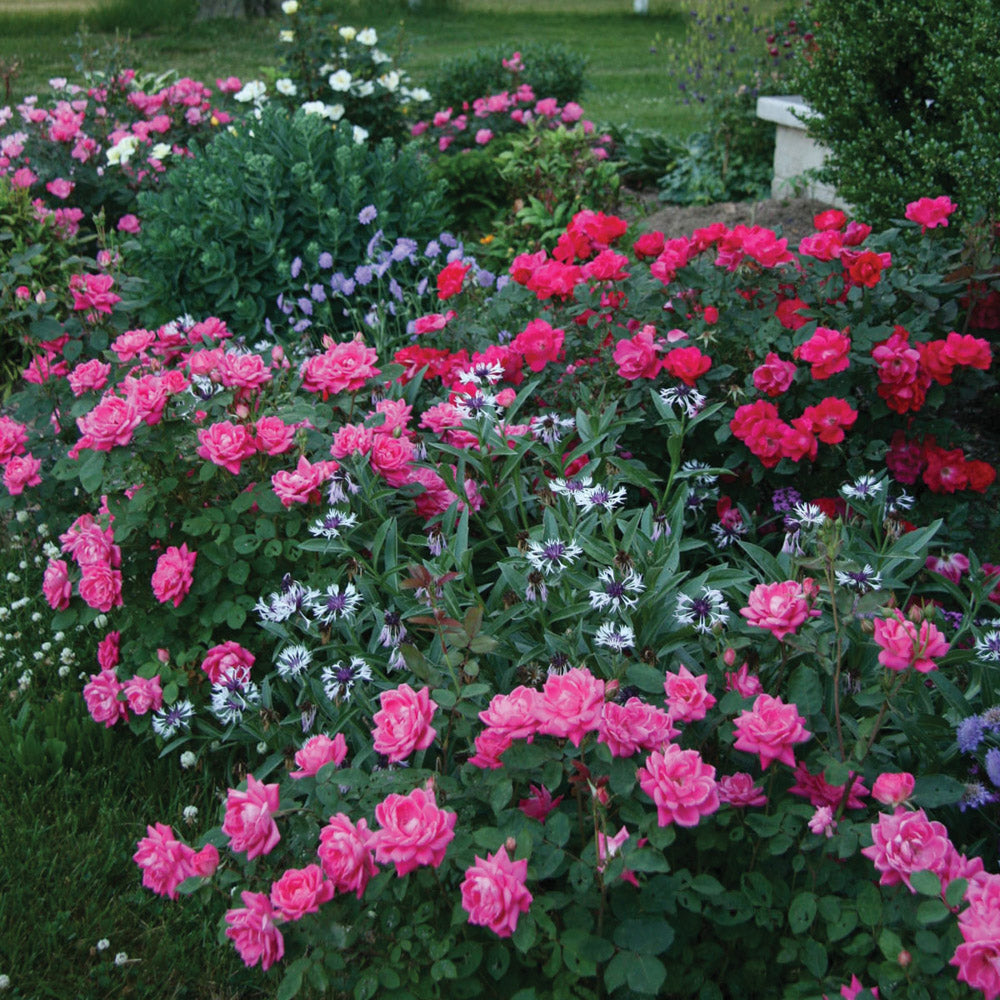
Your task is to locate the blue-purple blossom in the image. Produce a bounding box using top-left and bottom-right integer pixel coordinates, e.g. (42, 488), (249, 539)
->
(366, 228), (383, 258)
(496, 275), (511, 292)
(290, 256), (303, 278)
(424, 240), (441, 259)
(388, 277), (404, 301)
(341, 278), (356, 296)
(957, 714), (987, 753)
(310, 284), (327, 302)
(771, 487), (802, 513)
(476, 269), (495, 289)
(391, 237), (418, 262)
(329, 272), (347, 293)
(354, 264), (374, 287)
(439, 231), (458, 248)
(358, 204), (378, 224)
(296, 297), (314, 316)
(318, 251), (334, 269)
(987, 748), (1000, 788)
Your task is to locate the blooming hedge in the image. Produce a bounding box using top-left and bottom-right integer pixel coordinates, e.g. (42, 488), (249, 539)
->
(3, 161), (1000, 1000)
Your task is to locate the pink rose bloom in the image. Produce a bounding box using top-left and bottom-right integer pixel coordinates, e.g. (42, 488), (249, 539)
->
(196, 420), (257, 475)
(717, 772), (767, 808)
(664, 664), (716, 723)
(637, 743), (719, 827)
(67, 359), (112, 397)
(151, 543), (196, 608)
(460, 846), (532, 938)
(76, 396), (142, 452)
(904, 195), (956, 232)
(122, 674), (163, 715)
(133, 822), (198, 899)
(222, 774), (281, 860)
(793, 326), (851, 380)
(201, 641), (254, 684)
(613, 326), (662, 381)
(97, 630), (120, 671)
(369, 434), (415, 485)
(824, 976), (880, 1000)
(290, 733), (348, 778)
(468, 728), (513, 769)
(83, 668), (127, 728)
(272, 455), (328, 507)
(218, 351), (272, 391)
(225, 891), (284, 971)
(372, 683), (437, 762)
(474, 128), (493, 145)
(78, 563), (123, 613)
(861, 806), (952, 891)
(808, 805), (836, 837)
(752, 352), (797, 397)
(117, 213), (141, 233)
(952, 936), (1000, 1000)
(536, 666), (605, 747)
(254, 416), (296, 456)
(43, 558), (72, 610)
(732, 694), (811, 770)
(873, 611), (949, 672)
(0, 415), (28, 463)
(478, 686), (542, 740)
(872, 771), (915, 807)
(3, 453), (41, 495)
(788, 762), (869, 810)
(300, 338), (381, 399)
(598, 698), (678, 758)
(724, 663), (764, 698)
(317, 813), (378, 898)
(371, 783), (456, 876)
(518, 784), (563, 822)
(330, 422), (374, 459)
(740, 580), (819, 641)
(269, 864), (335, 921)
(111, 328), (156, 362)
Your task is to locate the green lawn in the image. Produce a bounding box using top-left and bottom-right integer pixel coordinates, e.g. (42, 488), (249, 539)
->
(0, 0), (734, 134)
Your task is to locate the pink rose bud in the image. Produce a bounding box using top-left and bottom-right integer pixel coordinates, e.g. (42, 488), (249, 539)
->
(15, 286), (30, 300)
(898, 950), (911, 968)
(871, 771), (915, 806)
(723, 647), (737, 667)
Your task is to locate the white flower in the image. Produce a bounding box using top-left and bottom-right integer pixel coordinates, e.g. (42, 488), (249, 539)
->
(281, 0), (298, 12)
(589, 567), (645, 614)
(300, 101), (328, 116)
(150, 142), (171, 161)
(841, 474), (885, 502)
(179, 751), (197, 769)
(114, 952), (128, 967)
(974, 629), (1000, 663)
(309, 508), (357, 538)
(279, 29), (295, 42)
(525, 537), (583, 575)
(407, 86), (431, 102)
(276, 644), (312, 679)
(210, 677), (261, 725)
(182, 805), (198, 824)
(106, 134), (138, 166)
(378, 71), (400, 92)
(834, 564), (883, 592)
(675, 588), (729, 634)
(339, 25), (357, 41)
(309, 582), (362, 623)
(353, 80), (374, 98)
(371, 49), (392, 65)
(152, 700), (194, 738)
(357, 27), (378, 45)
(0, 973), (9, 990)
(234, 80), (267, 103)
(594, 621), (635, 652)
(322, 656), (372, 702)
(96, 939), (110, 952)
(352, 125), (369, 144)
(275, 78), (297, 96)
(789, 502), (827, 528)
(328, 69), (353, 92)
(326, 103), (345, 121)
(576, 483), (627, 512)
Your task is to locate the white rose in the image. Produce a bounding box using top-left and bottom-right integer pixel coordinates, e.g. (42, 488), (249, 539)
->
(378, 71), (400, 92)
(352, 125), (369, 144)
(339, 25), (357, 41)
(357, 27), (377, 45)
(354, 80), (374, 97)
(275, 77), (297, 96)
(328, 69), (353, 92)
(150, 142), (171, 160)
(106, 135), (138, 166)
(281, 0), (298, 12)
(326, 103), (345, 121)
(279, 29), (294, 42)
(234, 80), (267, 103)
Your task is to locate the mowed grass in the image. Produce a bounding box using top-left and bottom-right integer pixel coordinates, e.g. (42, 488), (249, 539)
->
(0, 0), (717, 134)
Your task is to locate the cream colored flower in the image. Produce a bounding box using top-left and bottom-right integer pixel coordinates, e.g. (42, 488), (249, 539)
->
(339, 25), (357, 41)
(357, 27), (377, 45)
(281, 0), (298, 13)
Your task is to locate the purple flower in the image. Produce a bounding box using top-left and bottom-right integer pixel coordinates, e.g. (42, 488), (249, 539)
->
(424, 240), (441, 259)
(957, 714), (986, 753)
(987, 748), (1000, 788)
(388, 277), (404, 301)
(318, 252), (334, 269)
(353, 265), (373, 287)
(341, 278), (356, 296)
(290, 256), (303, 279)
(366, 228), (383, 259)
(310, 284), (327, 302)
(476, 268), (495, 289)
(439, 231), (458, 248)
(391, 238), (418, 262)
(296, 297), (314, 316)
(358, 204), (378, 224)
(329, 272), (347, 293)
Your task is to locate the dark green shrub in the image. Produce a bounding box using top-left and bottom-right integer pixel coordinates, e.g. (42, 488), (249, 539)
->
(792, 0), (1000, 225)
(427, 42), (587, 109)
(128, 106), (446, 335)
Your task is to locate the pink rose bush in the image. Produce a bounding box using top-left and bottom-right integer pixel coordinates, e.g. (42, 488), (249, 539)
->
(460, 846), (532, 938)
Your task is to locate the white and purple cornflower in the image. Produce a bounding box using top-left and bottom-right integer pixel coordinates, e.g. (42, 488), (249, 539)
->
(525, 537), (583, 576)
(321, 656), (372, 702)
(675, 587), (729, 634)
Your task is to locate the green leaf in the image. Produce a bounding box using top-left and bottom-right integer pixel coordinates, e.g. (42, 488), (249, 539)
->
(916, 899), (951, 925)
(626, 953), (667, 994)
(233, 533), (261, 555)
(690, 873), (724, 896)
(788, 892), (817, 934)
(277, 958), (310, 1000)
(489, 779), (512, 816)
(787, 663), (824, 717)
(909, 870), (942, 897)
(856, 882), (882, 925)
(945, 877), (968, 909)
(511, 913), (536, 953)
(800, 937), (828, 979)
(912, 774), (963, 808)
(227, 560), (250, 585)
(613, 918), (674, 956)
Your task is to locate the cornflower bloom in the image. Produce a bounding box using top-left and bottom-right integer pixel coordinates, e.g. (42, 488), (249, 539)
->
(834, 565), (883, 593)
(974, 629), (1000, 663)
(275, 644), (312, 680)
(788, 503), (826, 529)
(675, 588), (729, 634)
(378, 610), (406, 647)
(152, 700), (194, 738)
(525, 537), (582, 575)
(530, 413), (575, 446)
(659, 384), (706, 417)
(548, 475), (592, 498)
(679, 460), (719, 487)
(309, 508), (358, 539)
(710, 519), (747, 548)
(210, 676), (261, 725)
(576, 484), (627, 512)
(255, 579), (317, 623)
(594, 621), (635, 652)
(589, 567), (645, 614)
(310, 582), (362, 623)
(841, 474), (884, 502)
(321, 657), (372, 702)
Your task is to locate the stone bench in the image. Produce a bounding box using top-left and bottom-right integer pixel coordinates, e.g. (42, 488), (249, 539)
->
(756, 95), (849, 209)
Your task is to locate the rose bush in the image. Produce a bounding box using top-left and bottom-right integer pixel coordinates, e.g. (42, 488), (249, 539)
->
(3, 178), (1000, 999)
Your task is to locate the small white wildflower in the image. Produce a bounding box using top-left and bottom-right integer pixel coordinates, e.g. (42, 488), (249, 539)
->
(96, 939), (110, 952)
(58, 664), (70, 678)
(588, 567), (645, 614)
(182, 805), (198, 824)
(275, 77), (297, 97)
(841, 474), (885, 502)
(30, 612), (42, 623)
(15, 509), (29, 523)
(352, 125), (369, 144)
(180, 751), (197, 769)
(256, 741), (268, 754)
(234, 80), (267, 103)
(338, 24), (357, 41)
(281, 0), (298, 12)
(114, 952), (128, 967)
(0, 973), (9, 989)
